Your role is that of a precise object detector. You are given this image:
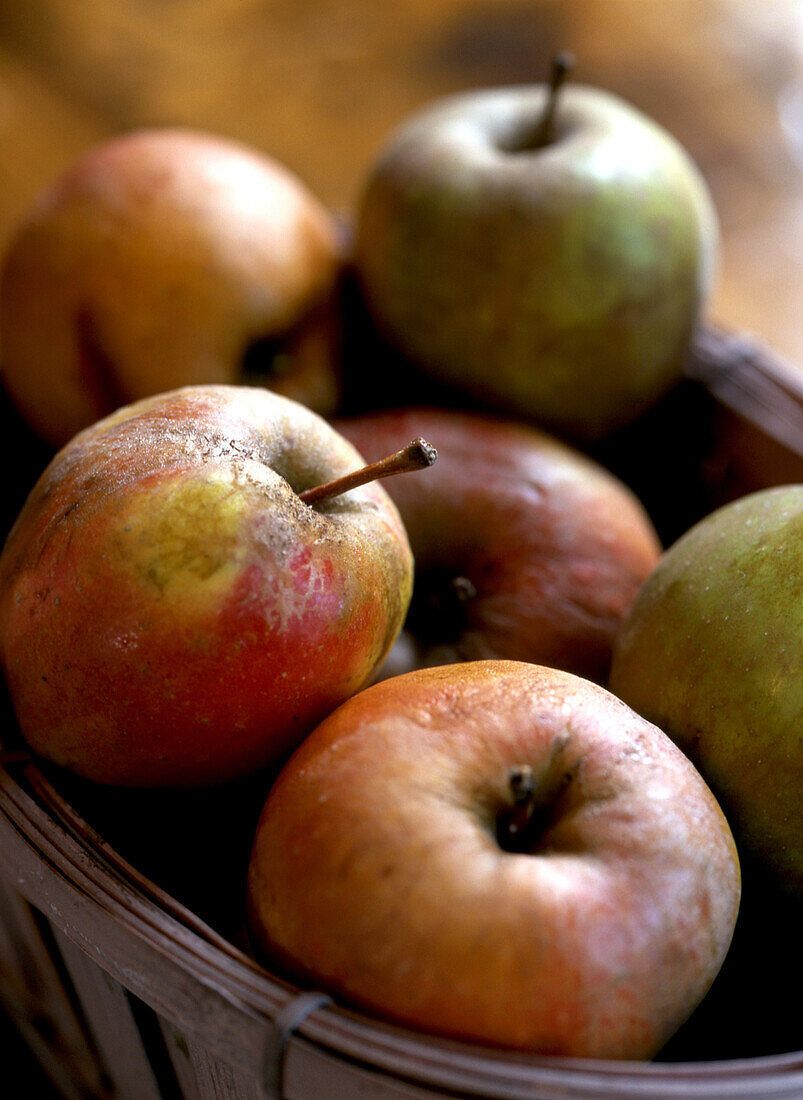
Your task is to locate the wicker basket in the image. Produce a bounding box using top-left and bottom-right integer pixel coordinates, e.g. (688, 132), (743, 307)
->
(0, 324), (801, 1099)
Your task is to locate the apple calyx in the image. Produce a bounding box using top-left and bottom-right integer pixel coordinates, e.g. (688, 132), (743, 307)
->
(299, 438), (437, 507)
(405, 570), (477, 645)
(533, 50), (575, 148)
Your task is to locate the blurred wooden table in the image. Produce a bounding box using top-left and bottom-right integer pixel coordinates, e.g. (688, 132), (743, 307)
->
(0, 0), (800, 367)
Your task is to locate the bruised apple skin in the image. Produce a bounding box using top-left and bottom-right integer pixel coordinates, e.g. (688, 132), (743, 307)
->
(337, 407), (661, 683)
(247, 660), (740, 1060)
(0, 385), (412, 787)
(0, 128), (343, 448)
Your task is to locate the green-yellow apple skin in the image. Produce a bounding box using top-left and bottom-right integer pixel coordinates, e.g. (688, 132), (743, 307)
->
(247, 660), (740, 1059)
(337, 407), (661, 683)
(610, 485), (803, 896)
(0, 385), (412, 787)
(0, 128), (343, 448)
(355, 85), (718, 441)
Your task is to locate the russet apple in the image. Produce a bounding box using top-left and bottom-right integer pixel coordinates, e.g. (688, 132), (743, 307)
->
(0, 385), (415, 787)
(247, 660), (740, 1060)
(337, 407), (661, 683)
(610, 484), (803, 897)
(354, 57), (718, 441)
(0, 128), (343, 447)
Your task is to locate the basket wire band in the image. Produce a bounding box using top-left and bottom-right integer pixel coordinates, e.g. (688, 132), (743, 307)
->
(263, 990), (333, 1099)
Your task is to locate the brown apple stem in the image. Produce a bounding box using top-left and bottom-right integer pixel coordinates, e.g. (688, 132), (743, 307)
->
(504, 764), (537, 842)
(534, 50), (575, 146)
(299, 438), (437, 507)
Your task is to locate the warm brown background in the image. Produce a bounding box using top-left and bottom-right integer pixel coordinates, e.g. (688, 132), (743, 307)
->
(0, 0), (800, 371)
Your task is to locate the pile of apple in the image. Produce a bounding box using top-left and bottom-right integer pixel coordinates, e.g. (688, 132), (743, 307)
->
(0, 59), (799, 1065)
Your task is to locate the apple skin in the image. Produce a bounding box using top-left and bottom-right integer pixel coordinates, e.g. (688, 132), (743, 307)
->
(354, 84), (718, 441)
(336, 407), (661, 683)
(247, 660), (740, 1060)
(0, 385), (412, 787)
(610, 485), (803, 897)
(0, 128), (343, 448)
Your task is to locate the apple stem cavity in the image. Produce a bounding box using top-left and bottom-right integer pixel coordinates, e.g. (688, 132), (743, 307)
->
(299, 438), (437, 508)
(447, 574), (477, 610)
(497, 763), (562, 853)
(404, 570), (477, 645)
(497, 758), (576, 852)
(534, 50), (575, 147)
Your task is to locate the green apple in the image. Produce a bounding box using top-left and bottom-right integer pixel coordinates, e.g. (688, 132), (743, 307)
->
(610, 485), (802, 896)
(354, 57), (718, 441)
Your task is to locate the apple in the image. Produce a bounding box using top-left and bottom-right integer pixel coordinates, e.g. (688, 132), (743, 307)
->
(336, 407), (661, 684)
(247, 659), (740, 1060)
(610, 484), (803, 897)
(0, 127), (344, 448)
(353, 55), (718, 441)
(0, 384), (418, 787)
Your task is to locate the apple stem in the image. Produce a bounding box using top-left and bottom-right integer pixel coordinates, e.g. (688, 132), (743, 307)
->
(299, 438), (437, 507)
(535, 51), (575, 146)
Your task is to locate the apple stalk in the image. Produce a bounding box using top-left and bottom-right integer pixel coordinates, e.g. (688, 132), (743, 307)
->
(299, 438), (437, 507)
(533, 51), (575, 147)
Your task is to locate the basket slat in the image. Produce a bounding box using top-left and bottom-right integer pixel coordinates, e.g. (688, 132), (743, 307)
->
(51, 925), (165, 1100)
(0, 875), (110, 1099)
(186, 1034), (265, 1100)
(0, 769), (277, 1071)
(157, 1018), (205, 1100)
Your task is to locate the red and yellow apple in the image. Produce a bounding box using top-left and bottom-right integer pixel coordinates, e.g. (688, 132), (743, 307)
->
(247, 660), (740, 1060)
(337, 407), (661, 683)
(0, 385), (412, 786)
(0, 128), (344, 447)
